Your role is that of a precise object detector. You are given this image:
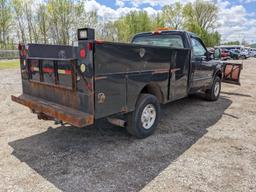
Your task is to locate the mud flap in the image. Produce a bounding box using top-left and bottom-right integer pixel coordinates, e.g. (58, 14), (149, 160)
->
(222, 63), (243, 85)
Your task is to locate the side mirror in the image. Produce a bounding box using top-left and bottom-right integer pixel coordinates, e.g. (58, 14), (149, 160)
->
(208, 51), (214, 60)
(205, 51), (214, 60)
(213, 49), (221, 60)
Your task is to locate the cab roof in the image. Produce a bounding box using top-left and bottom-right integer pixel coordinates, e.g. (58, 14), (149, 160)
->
(133, 30), (199, 39)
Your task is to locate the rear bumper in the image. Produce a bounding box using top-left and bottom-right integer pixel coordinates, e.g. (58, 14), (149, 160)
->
(11, 94), (94, 127)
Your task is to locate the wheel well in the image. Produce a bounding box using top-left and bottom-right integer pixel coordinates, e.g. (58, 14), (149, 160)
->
(140, 83), (164, 103)
(215, 70), (222, 79)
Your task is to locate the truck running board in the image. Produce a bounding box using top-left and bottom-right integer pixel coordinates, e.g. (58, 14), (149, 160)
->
(11, 94), (94, 128)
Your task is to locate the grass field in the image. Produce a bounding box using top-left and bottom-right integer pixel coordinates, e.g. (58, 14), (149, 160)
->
(0, 60), (19, 70)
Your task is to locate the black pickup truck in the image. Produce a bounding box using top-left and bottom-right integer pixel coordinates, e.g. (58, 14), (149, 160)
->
(12, 28), (242, 138)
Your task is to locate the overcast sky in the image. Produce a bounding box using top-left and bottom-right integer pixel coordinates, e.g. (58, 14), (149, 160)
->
(84, 0), (256, 44)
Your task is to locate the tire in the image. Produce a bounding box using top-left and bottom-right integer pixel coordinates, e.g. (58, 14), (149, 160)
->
(205, 76), (221, 101)
(126, 94), (160, 139)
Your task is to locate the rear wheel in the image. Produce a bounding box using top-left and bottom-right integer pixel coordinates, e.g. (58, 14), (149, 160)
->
(126, 94), (160, 139)
(205, 76), (221, 101)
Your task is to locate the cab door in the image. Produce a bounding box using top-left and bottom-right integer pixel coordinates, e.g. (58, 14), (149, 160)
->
(190, 37), (212, 90)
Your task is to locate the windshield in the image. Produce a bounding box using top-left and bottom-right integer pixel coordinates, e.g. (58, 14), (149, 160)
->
(132, 34), (184, 48)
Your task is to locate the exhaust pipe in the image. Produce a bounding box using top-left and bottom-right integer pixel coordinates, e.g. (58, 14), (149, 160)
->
(107, 118), (126, 127)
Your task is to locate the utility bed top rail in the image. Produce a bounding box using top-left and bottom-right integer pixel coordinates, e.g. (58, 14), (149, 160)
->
(26, 57), (77, 61)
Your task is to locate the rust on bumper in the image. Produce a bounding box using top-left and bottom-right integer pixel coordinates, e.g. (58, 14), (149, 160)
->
(11, 94), (94, 128)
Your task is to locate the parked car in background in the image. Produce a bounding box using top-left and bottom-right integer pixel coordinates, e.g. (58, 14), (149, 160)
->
(249, 50), (256, 58)
(239, 49), (249, 59)
(229, 49), (240, 60)
(230, 49), (248, 60)
(220, 48), (230, 60)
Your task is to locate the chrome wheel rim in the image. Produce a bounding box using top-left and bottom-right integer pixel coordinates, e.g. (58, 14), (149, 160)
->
(141, 104), (156, 129)
(214, 81), (220, 97)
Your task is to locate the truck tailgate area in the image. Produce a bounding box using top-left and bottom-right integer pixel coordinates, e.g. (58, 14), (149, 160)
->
(14, 43), (95, 127)
(11, 94), (94, 127)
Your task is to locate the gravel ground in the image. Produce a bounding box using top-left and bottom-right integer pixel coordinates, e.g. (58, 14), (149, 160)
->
(0, 58), (256, 192)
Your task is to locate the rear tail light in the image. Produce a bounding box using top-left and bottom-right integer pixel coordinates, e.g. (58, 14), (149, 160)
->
(80, 48), (86, 58)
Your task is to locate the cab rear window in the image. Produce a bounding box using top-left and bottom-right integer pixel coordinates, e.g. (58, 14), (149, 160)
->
(132, 34), (184, 48)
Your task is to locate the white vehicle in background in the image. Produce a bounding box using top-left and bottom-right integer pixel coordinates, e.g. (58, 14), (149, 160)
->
(251, 51), (256, 58)
(230, 49), (249, 60)
(240, 49), (249, 59)
(248, 48), (256, 58)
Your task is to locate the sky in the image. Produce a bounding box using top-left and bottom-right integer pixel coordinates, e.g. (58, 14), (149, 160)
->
(84, 0), (256, 44)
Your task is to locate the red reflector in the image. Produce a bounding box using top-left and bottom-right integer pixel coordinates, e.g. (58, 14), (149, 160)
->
(87, 42), (93, 51)
(80, 48), (86, 58)
(43, 67), (54, 73)
(65, 70), (72, 75)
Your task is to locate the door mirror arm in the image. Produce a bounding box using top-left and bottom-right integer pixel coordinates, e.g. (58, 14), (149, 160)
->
(205, 51), (214, 60)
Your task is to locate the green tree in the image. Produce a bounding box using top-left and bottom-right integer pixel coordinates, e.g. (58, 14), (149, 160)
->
(162, 2), (184, 30)
(0, 0), (12, 48)
(47, 0), (84, 45)
(12, 0), (26, 43)
(183, 0), (218, 31)
(151, 13), (165, 30)
(250, 43), (256, 48)
(37, 3), (49, 44)
(97, 21), (117, 41)
(183, 0), (220, 47)
(24, 0), (39, 43)
(114, 11), (153, 42)
(223, 41), (240, 45)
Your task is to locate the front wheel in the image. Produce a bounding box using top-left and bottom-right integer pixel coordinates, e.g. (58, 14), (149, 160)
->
(205, 76), (221, 101)
(126, 94), (160, 139)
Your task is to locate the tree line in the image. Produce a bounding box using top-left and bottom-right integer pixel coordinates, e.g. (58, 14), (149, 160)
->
(0, 0), (221, 49)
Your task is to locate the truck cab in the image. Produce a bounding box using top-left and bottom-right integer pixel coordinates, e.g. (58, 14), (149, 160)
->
(132, 30), (234, 96)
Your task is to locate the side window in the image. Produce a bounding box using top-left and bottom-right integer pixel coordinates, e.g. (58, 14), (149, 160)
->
(214, 48), (221, 59)
(191, 38), (207, 56)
